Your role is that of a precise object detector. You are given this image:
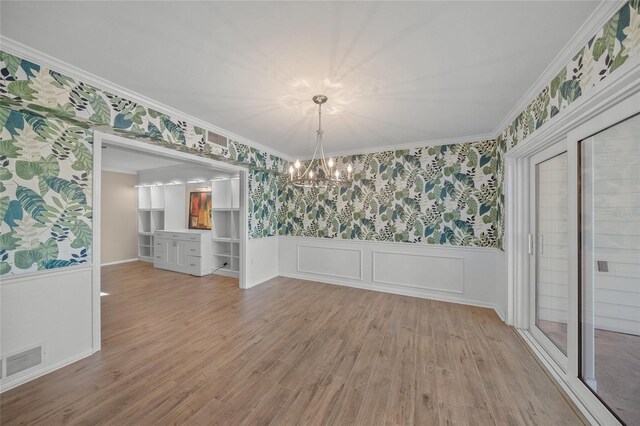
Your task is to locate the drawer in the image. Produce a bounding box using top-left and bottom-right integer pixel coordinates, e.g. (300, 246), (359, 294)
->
(185, 255), (201, 271)
(155, 232), (202, 242)
(186, 242), (201, 256)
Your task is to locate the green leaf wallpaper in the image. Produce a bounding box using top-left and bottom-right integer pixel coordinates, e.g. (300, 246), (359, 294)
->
(0, 49), (284, 270)
(0, 107), (92, 275)
(498, 2), (640, 151)
(278, 140), (501, 248)
(493, 1), (640, 247)
(248, 169), (278, 239)
(1, 1), (639, 274)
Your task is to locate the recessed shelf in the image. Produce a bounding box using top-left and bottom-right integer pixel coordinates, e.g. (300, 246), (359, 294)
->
(212, 237), (239, 243)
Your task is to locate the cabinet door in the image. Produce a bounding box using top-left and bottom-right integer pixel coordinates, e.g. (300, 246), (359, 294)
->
(164, 239), (188, 271)
(166, 240), (178, 265)
(175, 240), (187, 268)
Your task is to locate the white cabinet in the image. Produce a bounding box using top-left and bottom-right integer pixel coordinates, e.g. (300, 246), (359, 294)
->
(154, 230), (212, 276)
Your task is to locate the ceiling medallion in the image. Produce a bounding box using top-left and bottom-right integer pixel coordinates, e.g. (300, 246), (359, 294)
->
(289, 95), (352, 189)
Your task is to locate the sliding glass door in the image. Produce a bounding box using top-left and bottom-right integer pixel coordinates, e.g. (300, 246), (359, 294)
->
(579, 114), (640, 425)
(530, 144), (568, 366)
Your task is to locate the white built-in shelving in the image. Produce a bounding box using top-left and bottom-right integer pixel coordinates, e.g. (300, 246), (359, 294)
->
(211, 178), (240, 277)
(137, 186), (166, 260)
(137, 183), (188, 261)
(136, 175), (240, 277)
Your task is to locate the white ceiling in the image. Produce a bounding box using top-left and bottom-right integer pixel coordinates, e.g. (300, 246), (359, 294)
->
(1, 1), (600, 157)
(101, 144), (183, 173)
(102, 143), (235, 183)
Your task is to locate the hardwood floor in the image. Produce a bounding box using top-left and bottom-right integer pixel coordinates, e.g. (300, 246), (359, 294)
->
(539, 320), (640, 424)
(1, 262), (585, 425)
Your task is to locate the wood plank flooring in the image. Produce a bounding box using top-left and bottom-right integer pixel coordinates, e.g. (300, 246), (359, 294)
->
(539, 320), (640, 424)
(1, 262), (585, 425)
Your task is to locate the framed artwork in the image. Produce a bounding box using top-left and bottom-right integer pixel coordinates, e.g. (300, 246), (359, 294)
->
(188, 191), (212, 230)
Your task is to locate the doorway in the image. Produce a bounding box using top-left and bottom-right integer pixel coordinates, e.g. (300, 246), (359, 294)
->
(91, 132), (248, 351)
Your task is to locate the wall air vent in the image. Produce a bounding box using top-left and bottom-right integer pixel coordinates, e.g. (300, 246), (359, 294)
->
(207, 131), (228, 148)
(6, 346), (42, 377)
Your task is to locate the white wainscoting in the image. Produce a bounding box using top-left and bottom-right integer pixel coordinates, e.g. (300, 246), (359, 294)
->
(246, 236), (279, 289)
(298, 245), (363, 280)
(0, 266), (95, 392)
(279, 236), (506, 319)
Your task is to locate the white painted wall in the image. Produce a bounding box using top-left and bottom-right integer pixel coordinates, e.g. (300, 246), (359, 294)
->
(278, 236), (505, 317)
(246, 236), (278, 288)
(101, 171), (138, 265)
(0, 267), (94, 391)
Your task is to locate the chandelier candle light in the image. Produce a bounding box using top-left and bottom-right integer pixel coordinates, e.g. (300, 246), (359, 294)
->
(289, 95), (353, 188)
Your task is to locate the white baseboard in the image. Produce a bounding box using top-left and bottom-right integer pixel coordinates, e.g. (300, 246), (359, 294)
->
(278, 236), (507, 321)
(246, 273), (279, 289)
(279, 272), (505, 320)
(516, 329), (597, 426)
(0, 348), (94, 393)
(101, 258), (138, 267)
(212, 269), (239, 279)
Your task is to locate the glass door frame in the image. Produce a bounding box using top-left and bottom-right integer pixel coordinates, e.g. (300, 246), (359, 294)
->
(505, 76), (640, 426)
(528, 143), (569, 371)
(568, 101), (640, 426)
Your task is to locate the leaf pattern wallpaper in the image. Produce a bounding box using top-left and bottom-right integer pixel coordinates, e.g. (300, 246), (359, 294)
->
(278, 140), (501, 248)
(493, 1), (640, 245)
(0, 108), (92, 275)
(1, 1), (639, 274)
(498, 2), (640, 151)
(248, 169), (278, 239)
(0, 50), (284, 275)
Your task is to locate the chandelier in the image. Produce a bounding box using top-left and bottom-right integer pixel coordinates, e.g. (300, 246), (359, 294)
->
(289, 95), (352, 188)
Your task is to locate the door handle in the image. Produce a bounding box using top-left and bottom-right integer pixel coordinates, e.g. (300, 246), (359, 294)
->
(528, 234), (534, 255)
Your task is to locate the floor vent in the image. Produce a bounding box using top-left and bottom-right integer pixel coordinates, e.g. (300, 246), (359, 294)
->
(207, 131), (228, 148)
(6, 346), (42, 376)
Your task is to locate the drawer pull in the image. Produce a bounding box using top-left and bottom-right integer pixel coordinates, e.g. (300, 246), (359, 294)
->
(190, 263), (196, 267)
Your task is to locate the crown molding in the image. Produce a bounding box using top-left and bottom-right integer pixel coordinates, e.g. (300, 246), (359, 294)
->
(295, 133), (495, 160)
(0, 36), (294, 162)
(491, 0), (626, 137)
(0, 0), (626, 163)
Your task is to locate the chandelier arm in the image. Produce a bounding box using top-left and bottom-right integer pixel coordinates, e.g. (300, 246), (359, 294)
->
(317, 103), (331, 176)
(300, 101), (324, 180)
(290, 94), (351, 188)
(299, 142), (318, 179)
